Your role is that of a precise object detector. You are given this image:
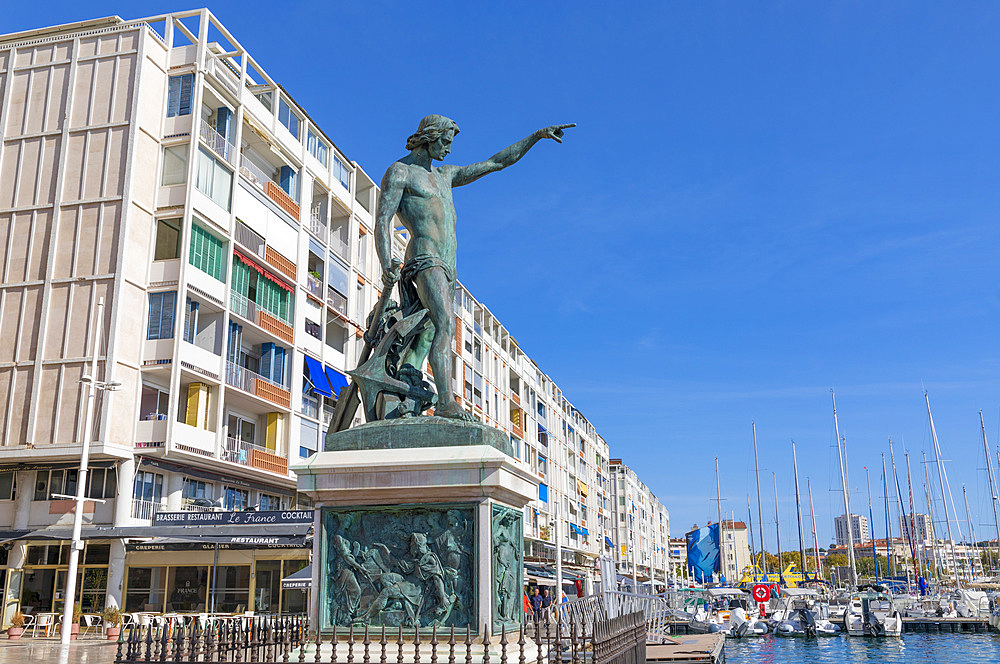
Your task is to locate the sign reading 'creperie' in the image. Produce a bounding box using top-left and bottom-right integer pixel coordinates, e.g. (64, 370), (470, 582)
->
(152, 510), (314, 526)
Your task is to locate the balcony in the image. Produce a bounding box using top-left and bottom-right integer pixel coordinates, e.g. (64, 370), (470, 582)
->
(264, 245), (297, 281)
(265, 181), (301, 220)
(306, 275), (323, 300)
(327, 286), (347, 317)
(230, 291), (294, 344)
(330, 234), (349, 261)
(223, 437), (289, 475)
(309, 206), (327, 239)
(225, 360), (291, 409)
(131, 498), (165, 521)
(199, 121), (235, 163)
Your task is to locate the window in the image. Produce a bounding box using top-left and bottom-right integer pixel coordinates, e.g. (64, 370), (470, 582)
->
(154, 218), (181, 260)
(133, 471), (164, 503)
(259, 343), (287, 386)
(183, 299), (199, 343)
(228, 414), (256, 444)
(258, 493), (282, 511)
(223, 486), (250, 511)
(277, 98), (300, 139)
(327, 256), (350, 297)
(87, 468), (116, 499)
(195, 147), (233, 211)
(255, 276), (292, 323)
(333, 155), (350, 191)
(147, 291), (177, 340)
(140, 384), (169, 420)
(0, 471), (13, 500)
(305, 319), (321, 340)
(254, 89), (273, 112)
(307, 130), (328, 167)
(166, 74), (193, 117)
(300, 419), (319, 459)
(182, 479), (212, 505)
(189, 222), (225, 281)
(160, 144), (188, 186)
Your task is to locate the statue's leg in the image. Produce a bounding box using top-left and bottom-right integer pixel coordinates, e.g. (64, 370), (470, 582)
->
(413, 269), (472, 420)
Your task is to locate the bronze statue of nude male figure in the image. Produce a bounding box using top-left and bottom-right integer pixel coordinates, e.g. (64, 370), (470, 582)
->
(373, 116), (574, 420)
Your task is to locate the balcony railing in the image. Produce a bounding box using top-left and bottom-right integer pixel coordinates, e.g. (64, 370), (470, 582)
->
(225, 361), (292, 408)
(327, 286), (348, 317)
(309, 207), (327, 238)
(265, 181), (301, 220)
(330, 235), (349, 260)
(223, 437), (289, 475)
(240, 153), (273, 188)
(131, 498), (165, 521)
(200, 121), (235, 163)
(230, 291), (294, 343)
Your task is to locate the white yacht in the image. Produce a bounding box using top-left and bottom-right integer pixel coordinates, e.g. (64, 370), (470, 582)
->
(843, 584), (903, 637)
(771, 587), (841, 636)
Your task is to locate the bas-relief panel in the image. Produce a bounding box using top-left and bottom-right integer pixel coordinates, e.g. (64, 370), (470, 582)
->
(491, 504), (523, 629)
(322, 505), (475, 629)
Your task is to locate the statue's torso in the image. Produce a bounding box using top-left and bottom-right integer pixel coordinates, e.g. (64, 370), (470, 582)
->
(396, 163), (457, 268)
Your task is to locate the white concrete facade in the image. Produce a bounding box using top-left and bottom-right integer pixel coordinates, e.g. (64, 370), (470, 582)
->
(608, 459), (670, 586)
(834, 513), (870, 546)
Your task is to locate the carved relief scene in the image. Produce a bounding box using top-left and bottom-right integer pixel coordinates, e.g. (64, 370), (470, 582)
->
(491, 504), (524, 628)
(323, 505), (475, 628)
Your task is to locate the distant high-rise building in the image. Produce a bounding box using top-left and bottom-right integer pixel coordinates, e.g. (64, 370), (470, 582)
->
(834, 514), (870, 546)
(900, 513), (934, 546)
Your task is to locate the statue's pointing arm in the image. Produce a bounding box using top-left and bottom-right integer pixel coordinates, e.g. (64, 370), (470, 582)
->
(449, 124), (576, 187)
(376, 163), (406, 286)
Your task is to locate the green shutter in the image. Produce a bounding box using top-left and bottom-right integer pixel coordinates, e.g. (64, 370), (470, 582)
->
(231, 256), (250, 296)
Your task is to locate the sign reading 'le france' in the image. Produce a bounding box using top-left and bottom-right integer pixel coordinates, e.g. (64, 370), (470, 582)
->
(152, 510), (314, 526)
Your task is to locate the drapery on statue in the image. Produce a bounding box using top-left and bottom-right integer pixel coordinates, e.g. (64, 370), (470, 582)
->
(329, 117), (574, 429)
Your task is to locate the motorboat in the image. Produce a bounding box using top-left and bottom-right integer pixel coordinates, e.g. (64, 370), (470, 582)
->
(770, 587), (841, 636)
(843, 584), (903, 636)
(702, 587), (769, 637)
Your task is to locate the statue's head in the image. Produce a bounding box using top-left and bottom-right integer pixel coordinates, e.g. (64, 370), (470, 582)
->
(406, 115), (460, 161)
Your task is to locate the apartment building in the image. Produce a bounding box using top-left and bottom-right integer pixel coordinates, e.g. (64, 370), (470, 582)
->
(900, 512), (934, 547)
(608, 459), (670, 587)
(0, 9), (672, 620)
(719, 520), (750, 582)
(834, 513), (870, 546)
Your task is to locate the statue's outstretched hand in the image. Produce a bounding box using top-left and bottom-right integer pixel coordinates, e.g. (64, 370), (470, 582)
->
(537, 124), (576, 143)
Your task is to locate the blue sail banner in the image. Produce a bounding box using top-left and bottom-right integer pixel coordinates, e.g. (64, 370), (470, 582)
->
(686, 523), (720, 583)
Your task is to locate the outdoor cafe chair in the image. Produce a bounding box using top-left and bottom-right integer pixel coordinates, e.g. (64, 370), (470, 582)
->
(31, 613), (52, 638)
(81, 614), (103, 637)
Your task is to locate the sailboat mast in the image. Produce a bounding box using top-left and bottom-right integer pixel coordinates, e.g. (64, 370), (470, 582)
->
(904, 452), (922, 582)
(923, 451), (942, 582)
(716, 457), (724, 582)
(832, 390), (857, 586)
(890, 442), (917, 590)
(808, 479), (821, 577)
(773, 472), (783, 584)
(925, 392), (961, 585)
(752, 422), (767, 577)
(980, 411), (1000, 573)
(747, 495), (756, 576)
(962, 485), (979, 580)
(865, 466), (879, 582)
(881, 455), (895, 578)
(792, 441), (807, 577)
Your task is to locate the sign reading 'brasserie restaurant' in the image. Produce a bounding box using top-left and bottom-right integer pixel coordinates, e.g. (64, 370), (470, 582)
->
(152, 510), (314, 526)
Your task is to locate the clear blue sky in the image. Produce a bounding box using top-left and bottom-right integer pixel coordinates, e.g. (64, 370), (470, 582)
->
(8, 2), (1000, 551)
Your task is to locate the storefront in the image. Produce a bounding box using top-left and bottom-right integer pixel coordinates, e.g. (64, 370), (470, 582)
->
(123, 543), (309, 615)
(4, 541), (111, 618)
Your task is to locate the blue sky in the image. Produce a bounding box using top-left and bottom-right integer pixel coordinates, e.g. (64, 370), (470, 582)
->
(7, 2), (1000, 551)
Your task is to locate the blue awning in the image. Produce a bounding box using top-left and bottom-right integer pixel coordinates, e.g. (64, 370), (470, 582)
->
(538, 483), (548, 502)
(325, 366), (349, 397)
(304, 355), (333, 397)
(604, 536), (614, 547)
(580, 526), (590, 536)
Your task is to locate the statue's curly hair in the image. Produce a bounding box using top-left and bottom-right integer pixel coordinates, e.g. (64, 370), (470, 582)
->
(406, 115), (460, 151)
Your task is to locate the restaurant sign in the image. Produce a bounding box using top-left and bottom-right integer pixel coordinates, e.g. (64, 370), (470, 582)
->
(152, 510), (314, 526)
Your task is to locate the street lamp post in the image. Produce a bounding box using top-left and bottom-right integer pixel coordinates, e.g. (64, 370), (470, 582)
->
(61, 298), (118, 644)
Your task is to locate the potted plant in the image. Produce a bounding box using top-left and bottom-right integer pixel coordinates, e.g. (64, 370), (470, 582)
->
(308, 270), (322, 280)
(68, 604), (82, 640)
(7, 611), (25, 639)
(102, 606), (123, 640)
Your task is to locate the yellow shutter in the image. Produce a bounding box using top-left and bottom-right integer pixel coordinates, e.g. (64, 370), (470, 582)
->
(185, 383), (209, 428)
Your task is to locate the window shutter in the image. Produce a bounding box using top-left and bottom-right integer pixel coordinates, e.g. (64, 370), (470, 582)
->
(147, 293), (163, 339)
(216, 106), (232, 141)
(280, 166), (296, 198)
(166, 76), (180, 117)
(260, 343), (274, 381)
(273, 346), (286, 386)
(178, 73), (193, 116)
(227, 321), (242, 364)
(160, 291), (176, 339)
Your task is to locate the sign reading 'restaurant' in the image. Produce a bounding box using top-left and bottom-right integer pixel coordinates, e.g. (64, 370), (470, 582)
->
(152, 510), (314, 526)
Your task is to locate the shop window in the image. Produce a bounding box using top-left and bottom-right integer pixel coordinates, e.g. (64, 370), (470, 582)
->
(161, 144), (188, 185)
(32, 469), (78, 501)
(258, 493), (281, 511)
(212, 565), (251, 613)
(154, 218), (181, 260)
(223, 486), (250, 511)
(80, 567), (108, 614)
(125, 567), (166, 612)
(166, 566), (208, 612)
(26, 544), (68, 566)
(86, 468), (116, 500)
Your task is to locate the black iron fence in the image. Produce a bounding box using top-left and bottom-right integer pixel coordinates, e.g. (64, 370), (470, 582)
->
(114, 612), (647, 664)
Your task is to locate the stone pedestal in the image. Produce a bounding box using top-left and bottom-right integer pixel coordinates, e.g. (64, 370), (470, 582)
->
(293, 418), (538, 637)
